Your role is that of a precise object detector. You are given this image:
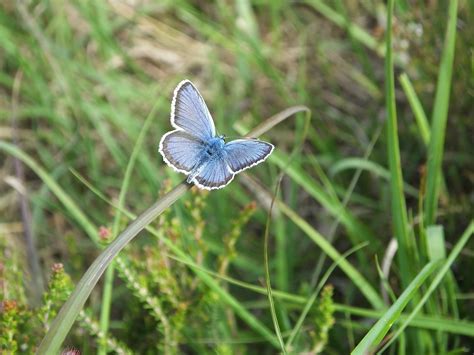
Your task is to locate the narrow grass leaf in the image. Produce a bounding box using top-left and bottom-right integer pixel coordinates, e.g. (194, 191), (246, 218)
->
(399, 72), (448, 201)
(333, 304), (474, 337)
(399, 73), (430, 145)
(330, 157), (418, 197)
(426, 226), (446, 261)
(263, 181), (287, 354)
(424, 0), (458, 226)
(385, 0), (413, 287)
(352, 260), (441, 354)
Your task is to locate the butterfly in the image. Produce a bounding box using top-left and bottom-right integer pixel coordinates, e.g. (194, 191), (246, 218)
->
(159, 80), (274, 190)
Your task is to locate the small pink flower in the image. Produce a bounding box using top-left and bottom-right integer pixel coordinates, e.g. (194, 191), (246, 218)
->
(98, 226), (112, 241)
(51, 263), (64, 273)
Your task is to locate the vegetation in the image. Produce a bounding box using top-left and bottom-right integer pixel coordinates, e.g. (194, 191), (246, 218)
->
(1, 0), (473, 353)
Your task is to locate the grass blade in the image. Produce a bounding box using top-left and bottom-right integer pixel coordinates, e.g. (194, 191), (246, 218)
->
(399, 73), (430, 146)
(424, 0), (458, 226)
(351, 260), (441, 354)
(330, 157), (418, 197)
(263, 181), (287, 354)
(385, 0), (413, 287)
(399, 72), (449, 202)
(98, 97), (162, 354)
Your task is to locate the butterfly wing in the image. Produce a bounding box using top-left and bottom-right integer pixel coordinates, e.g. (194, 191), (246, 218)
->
(190, 156), (234, 190)
(171, 80), (216, 140)
(159, 130), (205, 174)
(224, 139), (274, 174)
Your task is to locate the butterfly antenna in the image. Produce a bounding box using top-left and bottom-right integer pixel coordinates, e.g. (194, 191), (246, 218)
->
(224, 135), (241, 140)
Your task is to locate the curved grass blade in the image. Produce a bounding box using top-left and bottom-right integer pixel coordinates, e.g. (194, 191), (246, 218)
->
(0, 105), (310, 354)
(39, 180), (189, 354)
(330, 157), (418, 197)
(98, 97), (162, 354)
(263, 178), (287, 354)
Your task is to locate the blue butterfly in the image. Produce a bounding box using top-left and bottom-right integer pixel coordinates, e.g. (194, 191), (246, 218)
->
(159, 80), (274, 190)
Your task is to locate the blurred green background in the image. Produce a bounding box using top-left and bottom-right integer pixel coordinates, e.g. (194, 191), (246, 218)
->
(1, 0), (473, 354)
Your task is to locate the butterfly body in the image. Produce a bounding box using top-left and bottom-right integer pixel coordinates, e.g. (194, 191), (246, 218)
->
(159, 80), (274, 190)
(203, 136), (226, 157)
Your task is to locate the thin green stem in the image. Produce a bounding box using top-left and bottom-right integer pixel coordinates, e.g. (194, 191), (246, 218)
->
(286, 243), (369, 349)
(98, 96), (162, 354)
(264, 179), (287, 354)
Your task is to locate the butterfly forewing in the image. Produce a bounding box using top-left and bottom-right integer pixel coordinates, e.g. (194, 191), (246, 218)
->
(159, 130), (205, 174)
(224, 139), (274, 173)
(171, 80), (216, 140)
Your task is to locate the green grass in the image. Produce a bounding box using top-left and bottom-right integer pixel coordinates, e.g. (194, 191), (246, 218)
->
(1, 1), (472, 354)
(424, 0), (459, 226)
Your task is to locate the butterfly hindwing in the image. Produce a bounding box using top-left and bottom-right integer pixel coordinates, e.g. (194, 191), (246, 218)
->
(191, 156), (234, 190)
(159, 130), (205, 174)
(171, 80), (216, 141)
(224, 139), (274, 173)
